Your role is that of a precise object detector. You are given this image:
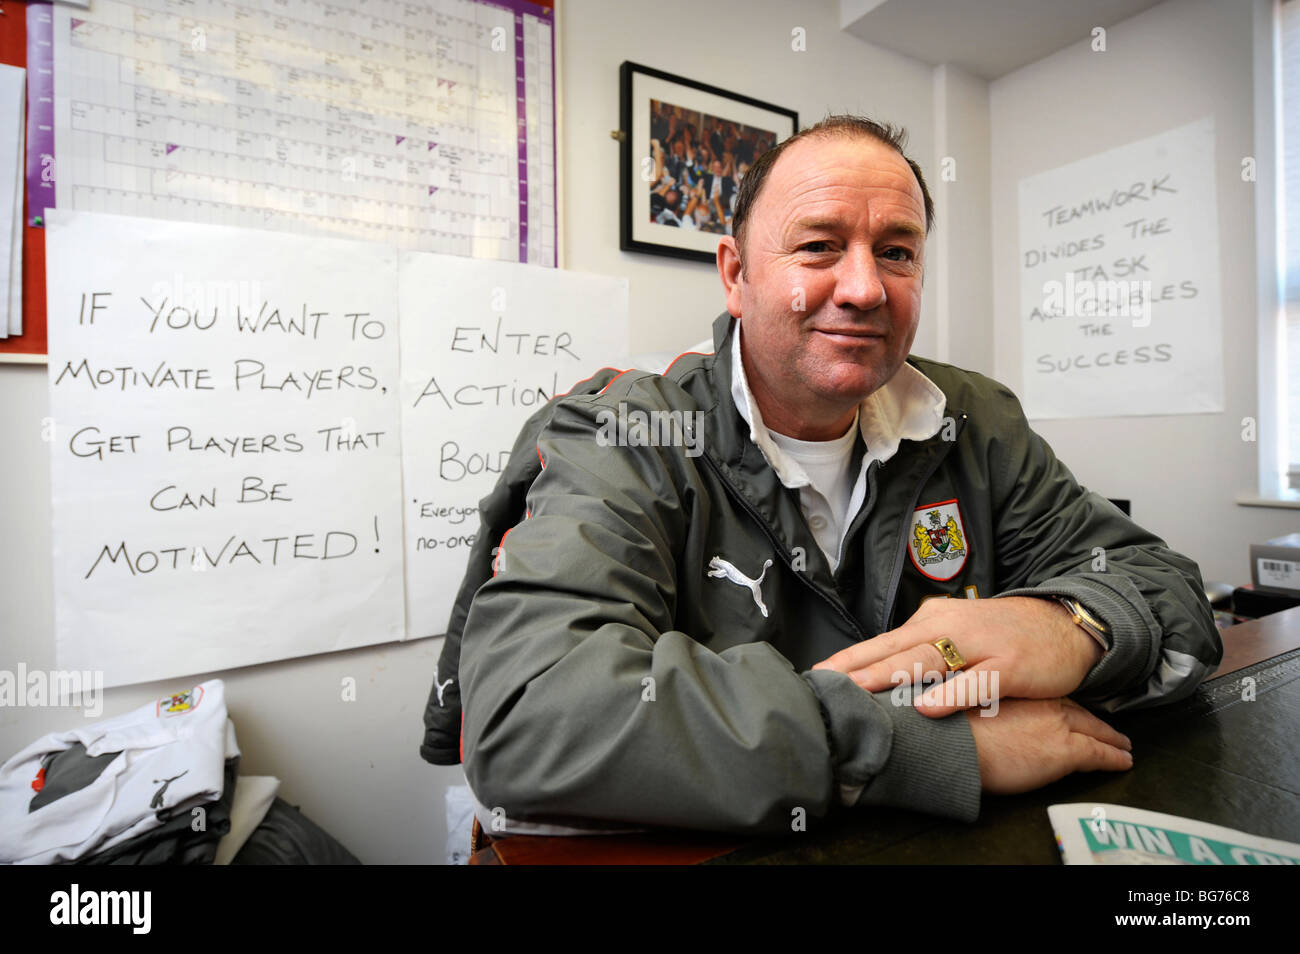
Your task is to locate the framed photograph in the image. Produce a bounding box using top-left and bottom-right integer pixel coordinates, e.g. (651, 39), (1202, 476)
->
(619, 61), (798, 264)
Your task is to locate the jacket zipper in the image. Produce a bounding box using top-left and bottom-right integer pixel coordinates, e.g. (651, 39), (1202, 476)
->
(701, 453), (868, 640)
(879, 412), (969, 632)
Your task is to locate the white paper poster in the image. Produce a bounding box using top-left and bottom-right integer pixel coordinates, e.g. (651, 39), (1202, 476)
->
(398, 253), (629, 638)
(47, 210), (405, 686)
(1017, 117), (1223, 418)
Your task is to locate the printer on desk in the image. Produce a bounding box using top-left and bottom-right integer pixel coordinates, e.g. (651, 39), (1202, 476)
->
(1233, 533), (1300, 619)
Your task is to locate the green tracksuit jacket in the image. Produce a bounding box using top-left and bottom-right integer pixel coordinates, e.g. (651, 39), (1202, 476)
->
(451, 310), (1221, 833)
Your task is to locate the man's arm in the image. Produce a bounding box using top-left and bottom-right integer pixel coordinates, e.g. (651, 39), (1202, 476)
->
(816, 379), (1220, 720)
(984, 384), (1222, 711)
(459, 384), (980, 833)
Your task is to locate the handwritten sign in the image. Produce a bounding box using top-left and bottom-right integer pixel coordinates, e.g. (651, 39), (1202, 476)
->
(397, 254), (629, 638)
(1017, 117), (1223, 418)
(46, 210), (405, 687)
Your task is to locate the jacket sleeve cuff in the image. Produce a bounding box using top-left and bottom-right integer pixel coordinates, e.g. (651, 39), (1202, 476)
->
(991, 574), (1160, 702)
(800, 669), (981, 823)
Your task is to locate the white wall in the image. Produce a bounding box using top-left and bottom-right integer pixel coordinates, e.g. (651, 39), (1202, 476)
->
(561, 0), (939, 357)
(932, 63), (994, 376)
(990, 0), (1295, 585)
(0, 0), (946, 864)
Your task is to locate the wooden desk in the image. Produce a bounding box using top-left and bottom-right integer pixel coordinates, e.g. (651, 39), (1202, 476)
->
(1211, 604), (1300, 677)
(469, 606), (1300, 865)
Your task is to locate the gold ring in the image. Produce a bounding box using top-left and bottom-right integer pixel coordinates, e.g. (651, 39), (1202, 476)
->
(934, 637), (967, 671)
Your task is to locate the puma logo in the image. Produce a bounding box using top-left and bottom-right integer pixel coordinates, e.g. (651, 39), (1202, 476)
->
(151, 770), (188, 813)
(708, 556), (773, 618)
(434, 665), (454, 707)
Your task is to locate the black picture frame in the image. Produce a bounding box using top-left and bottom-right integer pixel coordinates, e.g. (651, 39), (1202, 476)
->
(619, 61), (798, 264)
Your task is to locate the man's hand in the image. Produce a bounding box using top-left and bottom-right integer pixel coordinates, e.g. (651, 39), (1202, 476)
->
(812, 596), (1104, 717)
(965, 698), (1132, 794)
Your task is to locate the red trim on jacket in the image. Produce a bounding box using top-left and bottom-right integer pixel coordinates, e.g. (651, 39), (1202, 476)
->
(557, 366), (627, 400)
(596, 368), (632, 394)
(663, 349), (714, 376)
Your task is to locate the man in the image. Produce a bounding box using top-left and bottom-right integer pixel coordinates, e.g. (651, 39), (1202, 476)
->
(421, 115), (1221, 834)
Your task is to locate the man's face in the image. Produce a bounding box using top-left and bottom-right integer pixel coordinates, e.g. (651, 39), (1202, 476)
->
(717, 135), (926, 439)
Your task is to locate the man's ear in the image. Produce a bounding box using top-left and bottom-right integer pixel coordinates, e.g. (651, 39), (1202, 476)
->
(716, 235), (743, 318)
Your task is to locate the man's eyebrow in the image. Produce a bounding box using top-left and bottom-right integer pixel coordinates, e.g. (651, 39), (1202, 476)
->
(789, 217), (925, 240)
(789, 217), (843, 234)
(881, 220), (926, 240)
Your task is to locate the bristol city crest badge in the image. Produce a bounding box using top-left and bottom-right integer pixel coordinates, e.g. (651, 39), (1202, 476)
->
(156, 685), (203, 718)
(908, 498), (969, 581)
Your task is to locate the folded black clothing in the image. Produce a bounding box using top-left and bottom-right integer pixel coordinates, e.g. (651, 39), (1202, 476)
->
(75, 756), (237, 865)
(231, 798), (361, 865)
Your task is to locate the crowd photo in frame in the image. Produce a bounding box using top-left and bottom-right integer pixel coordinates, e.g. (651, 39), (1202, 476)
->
(619, 61), (798, 263)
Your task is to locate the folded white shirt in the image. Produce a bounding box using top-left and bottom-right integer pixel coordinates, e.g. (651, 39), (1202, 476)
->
(0, 679), (235, 864)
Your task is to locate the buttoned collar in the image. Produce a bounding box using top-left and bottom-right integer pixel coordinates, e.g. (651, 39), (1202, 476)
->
(728, 319), (948, 489)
